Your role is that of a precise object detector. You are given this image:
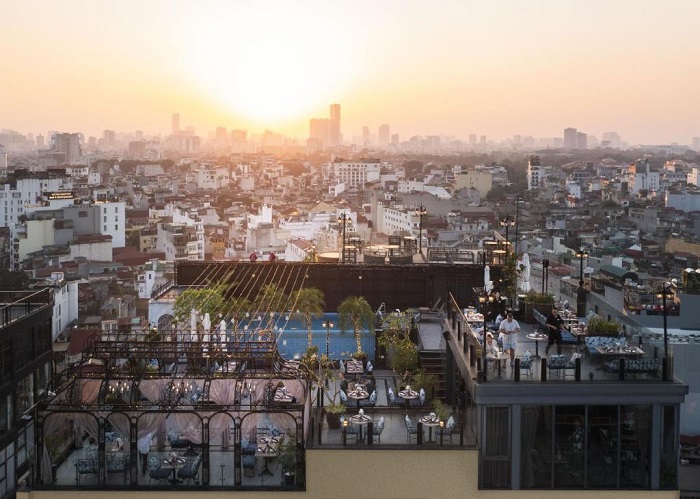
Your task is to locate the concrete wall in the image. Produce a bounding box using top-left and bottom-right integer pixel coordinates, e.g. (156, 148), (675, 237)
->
(19, 449), (679, 499)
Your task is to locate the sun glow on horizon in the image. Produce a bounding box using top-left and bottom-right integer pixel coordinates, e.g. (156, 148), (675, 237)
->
(180, 9), (357, 125)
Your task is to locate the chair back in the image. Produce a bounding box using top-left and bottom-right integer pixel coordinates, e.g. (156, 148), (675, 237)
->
(339, 390), (348, 404)
(446, 415), (455, 430)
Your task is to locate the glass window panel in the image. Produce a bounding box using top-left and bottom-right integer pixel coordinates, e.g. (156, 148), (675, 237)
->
(620, 405), (651, 488)
(521, 405), (552, 489)
(553, 406), (585, 488)
(482, 406), (510, 488)
(660, 405), (677, 489)
(587, 406), (618, 488)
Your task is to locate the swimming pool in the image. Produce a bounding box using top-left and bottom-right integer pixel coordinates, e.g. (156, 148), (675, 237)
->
(235, 312), (375, 361)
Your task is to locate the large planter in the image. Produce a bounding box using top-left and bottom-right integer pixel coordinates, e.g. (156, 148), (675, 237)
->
(326, 412), (342, 429)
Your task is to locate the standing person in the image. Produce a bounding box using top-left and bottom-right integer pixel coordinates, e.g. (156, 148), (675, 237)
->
(545, 307), (564, 356)
(498, 311), (521, 366)
(576, 280), (588, 318)
(268, 251), (277, 262)
(138, 433), (153, 475)
(249, 251), (258, 262)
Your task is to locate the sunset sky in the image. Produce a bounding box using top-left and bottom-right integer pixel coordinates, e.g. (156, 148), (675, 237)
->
(2, 0), (699, 144)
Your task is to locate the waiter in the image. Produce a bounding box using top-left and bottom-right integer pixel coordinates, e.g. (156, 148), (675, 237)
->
(545, 307), (564, 356)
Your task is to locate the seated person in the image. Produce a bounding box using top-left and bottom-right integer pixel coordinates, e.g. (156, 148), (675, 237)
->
(484, 333), (503, 371)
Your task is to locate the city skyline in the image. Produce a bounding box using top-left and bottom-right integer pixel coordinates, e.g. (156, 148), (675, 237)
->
(2, 0), (700, 144)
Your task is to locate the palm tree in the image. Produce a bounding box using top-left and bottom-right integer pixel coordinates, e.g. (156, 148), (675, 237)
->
(255, 283), (288, 313)
(292, 288), (325, 348)
(338, 296), (374, 354)
(227, 296), (252, 339)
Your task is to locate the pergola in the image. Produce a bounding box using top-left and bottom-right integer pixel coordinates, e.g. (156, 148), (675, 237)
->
(36, 330), (312, 488)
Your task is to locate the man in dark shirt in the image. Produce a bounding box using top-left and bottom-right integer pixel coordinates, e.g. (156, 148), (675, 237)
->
(545, 307), (564, 356)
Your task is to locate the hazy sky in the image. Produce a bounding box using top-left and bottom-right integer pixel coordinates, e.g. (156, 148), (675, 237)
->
(3, 0), (700, 144)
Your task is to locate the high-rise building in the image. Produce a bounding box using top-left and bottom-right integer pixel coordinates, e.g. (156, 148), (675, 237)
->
(172, 113), (180, 135)
(329, 104), (341, 147)
(362, 126), (370, 146)
(36, 134), (45, 148)
(576, 132), (588, 150)
(479, 135), (486, 145)
(309, 118), (330, 148)
(564, 127), (578, 150)
(50, 132), (82, 164)
(692, 137), (700, 151)
(378, 124), (390, 148)
(391, 133), (399, 146)
(103, 130), (116, 147)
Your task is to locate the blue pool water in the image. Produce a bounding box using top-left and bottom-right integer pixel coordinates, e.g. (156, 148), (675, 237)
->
(235, 312), (375, 361)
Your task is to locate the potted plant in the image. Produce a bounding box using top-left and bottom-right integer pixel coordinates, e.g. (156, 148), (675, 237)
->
(586, 316), (621, 337)
(325, 401), (346, 429)
(277, 439), (298, 486)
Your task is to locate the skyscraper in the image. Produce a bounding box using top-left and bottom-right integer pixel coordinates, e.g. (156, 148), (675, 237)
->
(309, 118), (330, 148)
(50, 133), (82, 164)
(172, 114), (180, 135)
(378, 124), (390, 148)
(329, 104), (341, 147)
(362, 126), (370, 147)
(564, 127), (578, 150)
(576, 131), (588, 150)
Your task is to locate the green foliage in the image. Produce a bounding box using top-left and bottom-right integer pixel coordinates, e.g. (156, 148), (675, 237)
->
(379, 310), (419, 374)
(255, 283), (288, 312)
(523, 291), (555, 305)
(338, 296), (374, 354)
(325, 402), (347, 415)
(173, 285), (226, 321)
(500, 252), (520, 303)
(291, 288), (325, 348)
(432, 399), (449, 422)
(411, 372), (437, 400)
(586, 315), (621, 336)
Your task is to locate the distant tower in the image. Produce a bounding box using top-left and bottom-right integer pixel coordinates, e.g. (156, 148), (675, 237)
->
(50, 133), (83, 164)
(391, 133), (399, 145)
(329, 104), (341, 147)
(378, 124), (390, 148)
(172, 114), (180, 135)
(576, 131), (587, 150)
(362, 126), (370, 147)
(564, 127), (578, 150)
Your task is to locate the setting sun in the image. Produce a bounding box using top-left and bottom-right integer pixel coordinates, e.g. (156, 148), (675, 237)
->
(180, 7), (356, 125)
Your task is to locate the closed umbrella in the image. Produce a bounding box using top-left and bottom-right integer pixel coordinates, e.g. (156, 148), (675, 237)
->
(520, 253), (532, 292)
(484, 265), (493, 293)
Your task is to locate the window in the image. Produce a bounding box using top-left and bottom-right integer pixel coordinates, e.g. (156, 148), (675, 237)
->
(79, 211), (87, 218)
(115, 225), (118, 231)
(481, 406), (510, 488)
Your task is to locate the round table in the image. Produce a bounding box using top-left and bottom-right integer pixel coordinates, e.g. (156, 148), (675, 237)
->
(398, 389), (418, 409)
(347, 388), (369, 409)
(350, 413), (372, 443)
(486, 352), (510, 379)
(419, 414), (441, 443)
(526, 333), (548, 358)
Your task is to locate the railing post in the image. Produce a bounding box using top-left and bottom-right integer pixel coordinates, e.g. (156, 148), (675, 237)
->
(417, 422), (423, 445)
(367, 422), (373, 446)
(619, 358), (626, 381)
(662, 357), (668, 381)
(574, 358), (581, 381)
(541, 358), (547, 381)
(514, 359), (520, 382)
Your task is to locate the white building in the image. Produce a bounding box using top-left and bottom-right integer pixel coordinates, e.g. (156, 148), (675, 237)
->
(45, 272), (79, 341)
(330, 159), (381, 187)
(665, 190), (700, 213)
(68, 234), (113, 262)
(0, 176), (71, 227)
(97, 201), (126, 247)
(9, 219), (55, 270)
(630, 161), (660, 196)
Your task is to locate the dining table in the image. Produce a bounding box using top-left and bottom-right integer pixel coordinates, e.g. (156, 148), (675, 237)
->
(486, 351), (510, 379)
(349, 412), (372, 443)
(256, 436), (282, 476)
(160, 455), (186, 483)
(346, 359), (364, 375)
(526, 332), (548, 358)
(347, 386), (369, 409)
(419, 413), (441, 443)
(398, 388), (418, 409)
